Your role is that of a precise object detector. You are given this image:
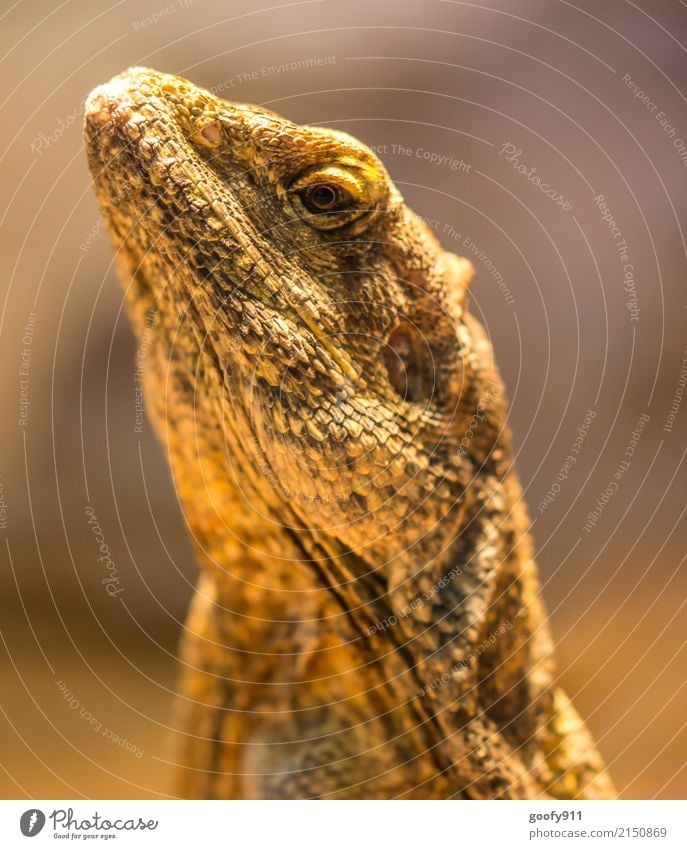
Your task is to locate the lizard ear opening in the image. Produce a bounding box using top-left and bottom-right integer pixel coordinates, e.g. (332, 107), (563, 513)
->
(383, 323), (436, 403)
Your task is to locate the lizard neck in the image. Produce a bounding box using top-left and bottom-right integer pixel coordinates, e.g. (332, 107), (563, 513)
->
(173, 447), (556, 798)
(175, 417), (549, 707)
(143, 310), (557, 795)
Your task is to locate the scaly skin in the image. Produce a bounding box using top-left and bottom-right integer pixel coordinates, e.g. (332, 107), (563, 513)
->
(84, 67), (614, 800)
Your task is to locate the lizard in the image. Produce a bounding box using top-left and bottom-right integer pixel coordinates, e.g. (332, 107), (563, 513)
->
(84, 67), (615, 800)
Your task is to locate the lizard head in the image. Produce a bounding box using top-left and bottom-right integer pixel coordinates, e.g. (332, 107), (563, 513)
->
(85, 68), (509, 574)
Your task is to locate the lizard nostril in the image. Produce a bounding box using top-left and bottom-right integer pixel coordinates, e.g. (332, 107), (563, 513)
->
(198, 122), (222, 147)
(84, 93), (115, 132)
(84, 78), (137, 139)
(88, 108), (112, 129)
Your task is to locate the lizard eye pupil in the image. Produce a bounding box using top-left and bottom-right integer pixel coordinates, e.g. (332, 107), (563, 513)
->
(302, 183), (344, 213)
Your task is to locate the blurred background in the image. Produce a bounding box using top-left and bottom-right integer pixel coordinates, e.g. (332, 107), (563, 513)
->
(1, 0), (685, 799)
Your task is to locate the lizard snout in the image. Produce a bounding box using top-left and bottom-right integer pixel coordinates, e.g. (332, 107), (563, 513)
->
(83, 68), (172, 164)
(83, 78), (136, 137)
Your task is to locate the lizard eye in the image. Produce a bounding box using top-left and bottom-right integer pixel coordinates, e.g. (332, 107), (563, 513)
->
(301, 183), (347, 213)
(288, 165), (376, 231)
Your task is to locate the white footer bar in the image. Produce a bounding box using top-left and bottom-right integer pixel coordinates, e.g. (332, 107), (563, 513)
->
(1, 800), (684, 848)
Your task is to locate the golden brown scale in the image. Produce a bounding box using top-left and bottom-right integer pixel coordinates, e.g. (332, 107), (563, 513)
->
(84, 67), (615, 800)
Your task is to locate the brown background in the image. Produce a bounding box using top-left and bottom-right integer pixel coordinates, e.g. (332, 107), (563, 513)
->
(0, 0), (685, 799)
